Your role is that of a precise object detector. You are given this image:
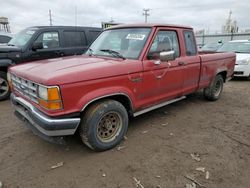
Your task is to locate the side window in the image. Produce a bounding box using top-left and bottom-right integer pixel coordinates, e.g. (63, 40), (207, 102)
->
(148, 30), (180, 60)
(0, 35), (11, 43)
(35, 32), (59, 49)
(184, 31), (197, 56)
(63, 31), (87, 47)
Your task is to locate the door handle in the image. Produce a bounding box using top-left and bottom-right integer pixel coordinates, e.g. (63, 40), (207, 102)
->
(178, 61), (185, 66)
(55, 51), (64, 56)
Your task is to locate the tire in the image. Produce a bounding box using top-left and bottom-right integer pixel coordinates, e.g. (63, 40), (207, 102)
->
(0, 71), (10, 101)
(80, 100), (128, 151)
(204, 74), (224, 101)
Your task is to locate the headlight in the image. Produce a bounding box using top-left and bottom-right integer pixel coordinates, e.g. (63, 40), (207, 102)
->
(237, 58), (250, 65)
(38, 85), (63, 110)
(38, 86), (48, 100)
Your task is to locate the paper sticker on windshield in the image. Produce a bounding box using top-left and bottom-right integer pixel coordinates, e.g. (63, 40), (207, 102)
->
(126, 34), (146, 40)
(26, 30), (35, 35)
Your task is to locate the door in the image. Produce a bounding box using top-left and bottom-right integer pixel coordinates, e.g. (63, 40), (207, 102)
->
(29, 31), (62, 61)
(181, 30), (201, 95)
(141, 29), (184, 107)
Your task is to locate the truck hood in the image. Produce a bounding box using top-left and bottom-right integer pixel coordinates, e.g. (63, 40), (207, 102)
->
(9, 55), (135, 85)
(0, 45), (21, 53)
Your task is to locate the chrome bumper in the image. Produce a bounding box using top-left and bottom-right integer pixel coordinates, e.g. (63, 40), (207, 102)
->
(11, 94), (81, 138)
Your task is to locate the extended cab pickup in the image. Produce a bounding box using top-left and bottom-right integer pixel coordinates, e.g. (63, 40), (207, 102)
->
(8, 24), (236, 151)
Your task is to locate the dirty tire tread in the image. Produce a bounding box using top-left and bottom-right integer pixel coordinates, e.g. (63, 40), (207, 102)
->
(80, 100), (128, 151)
(0, 71), (10, 101)
(204, 74), (224, 101)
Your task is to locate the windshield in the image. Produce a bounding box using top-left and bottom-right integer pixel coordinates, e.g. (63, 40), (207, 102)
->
(201, 43), (222, 51)
(86, 28), (151, 59)
(8, 28), (37, 47)
(217, 41), (250, 53)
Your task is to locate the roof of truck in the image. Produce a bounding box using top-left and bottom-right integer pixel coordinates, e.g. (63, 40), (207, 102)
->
(106, 23), (193, 30)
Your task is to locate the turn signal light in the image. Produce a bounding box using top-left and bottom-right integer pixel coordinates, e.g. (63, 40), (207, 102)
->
(38, 86), (63, 110)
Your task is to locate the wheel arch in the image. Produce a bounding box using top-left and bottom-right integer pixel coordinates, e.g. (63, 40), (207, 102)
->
(80, 93), (134, 116)
(0, 59), (15, 73)
(217, 70), (227, 82)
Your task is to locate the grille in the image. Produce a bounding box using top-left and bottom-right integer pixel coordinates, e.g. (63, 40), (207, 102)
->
(234, 71), (244, 75)
(11, 74), (39, 103)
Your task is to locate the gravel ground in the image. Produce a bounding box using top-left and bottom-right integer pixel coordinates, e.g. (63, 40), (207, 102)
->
(0, 79), (249, 188)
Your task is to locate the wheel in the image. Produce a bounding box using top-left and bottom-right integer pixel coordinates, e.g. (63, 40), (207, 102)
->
(204, 74), (224, 101)
(80, 100), (128, 151)
(0, 71), (10, 101)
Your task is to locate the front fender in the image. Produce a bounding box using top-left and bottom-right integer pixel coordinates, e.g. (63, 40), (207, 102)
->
(0, 59), (15, 70)
(77, 86), (136, 112)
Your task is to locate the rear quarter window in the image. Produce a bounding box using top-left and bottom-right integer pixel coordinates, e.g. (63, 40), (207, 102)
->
(184, 31), (197, 56)
(63, 31), (87, 47)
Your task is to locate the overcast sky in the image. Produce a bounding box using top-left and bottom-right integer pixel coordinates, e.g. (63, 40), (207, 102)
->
(1, 0), (250, 33)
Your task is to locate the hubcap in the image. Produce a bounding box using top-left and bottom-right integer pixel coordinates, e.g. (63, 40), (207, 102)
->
(97, 112), (122, 143)
(0, 78), (9, 97)
(214, 79), (222, 97)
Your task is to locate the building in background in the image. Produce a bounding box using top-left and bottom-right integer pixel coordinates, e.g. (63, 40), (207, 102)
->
(222, 11), (238, 34)
(0, 17), (11, 33)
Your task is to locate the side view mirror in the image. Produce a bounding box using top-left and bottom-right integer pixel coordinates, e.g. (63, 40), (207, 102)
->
(32, 42), (43, 51)
(160, 50), (175, 62)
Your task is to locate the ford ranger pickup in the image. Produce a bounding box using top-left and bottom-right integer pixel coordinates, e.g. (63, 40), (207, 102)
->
(8, 24), (236, 151)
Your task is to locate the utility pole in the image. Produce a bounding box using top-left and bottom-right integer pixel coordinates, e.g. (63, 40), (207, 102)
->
(143, 8), (150, 23)
(49, 9), (52, 26)
(75, 6), (77, 26)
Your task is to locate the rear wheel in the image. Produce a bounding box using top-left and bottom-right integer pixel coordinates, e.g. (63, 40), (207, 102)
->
(204, 74), (224, 101)
(80, 100), (128, 151)
(0, 71), (10, 101)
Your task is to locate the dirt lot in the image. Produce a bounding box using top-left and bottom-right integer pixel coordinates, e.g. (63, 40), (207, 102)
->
(0, 79), (249, 188)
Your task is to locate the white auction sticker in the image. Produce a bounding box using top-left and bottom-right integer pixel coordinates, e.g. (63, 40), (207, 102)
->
(126, 34), (146, 40)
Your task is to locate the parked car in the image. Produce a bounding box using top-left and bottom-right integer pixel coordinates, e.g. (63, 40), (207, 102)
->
(0, 32), (12, 44)
(9, 23), (235, 151)
(0, 26), (102, 100)
(200, 41), (223, 52)
(217, 40), (250, 79)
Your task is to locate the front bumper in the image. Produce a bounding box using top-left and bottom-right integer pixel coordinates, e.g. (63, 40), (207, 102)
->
(234, 64), (250, 77)
(11, 93), (81, 140)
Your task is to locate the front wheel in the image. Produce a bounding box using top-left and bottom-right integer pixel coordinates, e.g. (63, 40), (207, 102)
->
(204, 74), (224, 101)
(0, 71), (10, 101)
(80, 100), (128, 151)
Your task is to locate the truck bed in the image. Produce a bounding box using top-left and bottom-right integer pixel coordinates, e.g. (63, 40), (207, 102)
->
(198, 51), (236, 89)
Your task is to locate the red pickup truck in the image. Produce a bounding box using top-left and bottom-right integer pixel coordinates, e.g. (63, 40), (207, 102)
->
(8, 24), (236, 151)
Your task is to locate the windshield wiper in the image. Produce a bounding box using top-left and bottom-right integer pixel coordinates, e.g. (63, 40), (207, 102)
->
(100, 49), (126, 60)
(88, 48), (94, 56)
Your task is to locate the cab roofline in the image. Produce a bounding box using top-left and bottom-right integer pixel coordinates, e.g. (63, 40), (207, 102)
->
(27, 26), (102, 30)
(105, 23), (193, 30)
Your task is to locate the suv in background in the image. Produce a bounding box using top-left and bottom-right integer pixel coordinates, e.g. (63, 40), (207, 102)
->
(0, 26), (102, 100)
